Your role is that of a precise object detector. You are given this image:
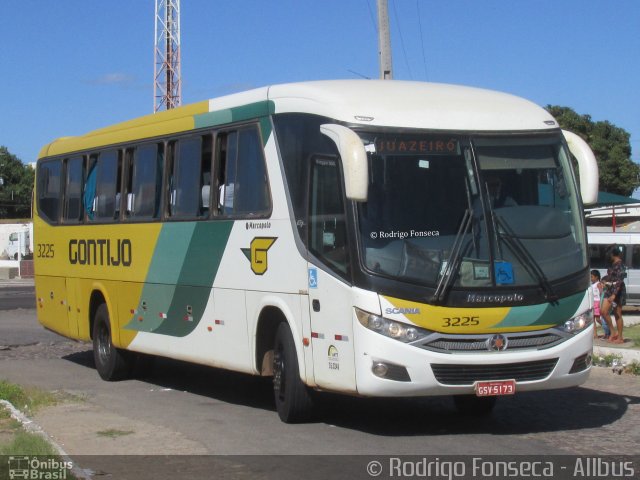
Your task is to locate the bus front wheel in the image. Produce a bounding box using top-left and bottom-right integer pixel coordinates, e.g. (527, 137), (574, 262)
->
(93, 304), (132, 381)
(272, 322), (314, 423)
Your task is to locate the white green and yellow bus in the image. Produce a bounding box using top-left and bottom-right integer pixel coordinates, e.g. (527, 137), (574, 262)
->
(34, 80), (599, 422)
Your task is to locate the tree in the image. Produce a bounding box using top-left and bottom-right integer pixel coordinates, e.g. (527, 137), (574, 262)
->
(0, 146), (34, 219)
(546, 106), (639, 197)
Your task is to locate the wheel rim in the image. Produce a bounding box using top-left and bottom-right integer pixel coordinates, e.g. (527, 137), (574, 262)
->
(273, 342), (286, 402)
(97, 322), (111, 366)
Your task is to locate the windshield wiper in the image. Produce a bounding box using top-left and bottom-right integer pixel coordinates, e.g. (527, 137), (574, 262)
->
(494, 215), (559, 304)
(431, 208), (472, 304)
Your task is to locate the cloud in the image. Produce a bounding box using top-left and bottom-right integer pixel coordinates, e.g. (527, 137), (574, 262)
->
(86, 73), (136, 86)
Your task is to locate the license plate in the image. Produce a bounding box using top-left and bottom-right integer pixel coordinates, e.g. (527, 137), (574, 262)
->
(475, 379), (516, 397)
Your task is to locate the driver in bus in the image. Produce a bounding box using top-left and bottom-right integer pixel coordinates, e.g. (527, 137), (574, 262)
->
(485, 175), (517, 208)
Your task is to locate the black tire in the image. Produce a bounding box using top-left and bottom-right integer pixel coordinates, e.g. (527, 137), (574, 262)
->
(92, 303), (133, 381)
(453, 394), (497, 416)
(273, 322), (314, 423)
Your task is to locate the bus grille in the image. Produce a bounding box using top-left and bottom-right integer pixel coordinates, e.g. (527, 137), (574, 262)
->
(418, 330), (566, 353)
(430, 358), (558, 385)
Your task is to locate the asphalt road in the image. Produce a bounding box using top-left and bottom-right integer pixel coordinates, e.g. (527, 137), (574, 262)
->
(0, 284), (35, 310)
(1, 285), (639, 479)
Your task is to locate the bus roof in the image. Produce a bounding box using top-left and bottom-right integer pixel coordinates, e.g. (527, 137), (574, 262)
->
(39, 80), (558, 159)
(268, 80), (557, 131)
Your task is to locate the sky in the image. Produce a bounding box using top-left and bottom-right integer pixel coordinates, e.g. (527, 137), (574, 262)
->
(2, 1), (639, 187)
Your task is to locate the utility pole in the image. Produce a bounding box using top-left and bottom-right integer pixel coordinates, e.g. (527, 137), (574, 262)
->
(154, 0), (182, 112)
(377, 0), (393, 79)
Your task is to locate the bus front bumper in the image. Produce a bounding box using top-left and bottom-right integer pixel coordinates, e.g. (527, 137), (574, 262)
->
(354, 323), (593, 397)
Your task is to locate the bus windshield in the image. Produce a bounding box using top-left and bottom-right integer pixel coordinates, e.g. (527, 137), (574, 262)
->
(357, 133), (587, 290)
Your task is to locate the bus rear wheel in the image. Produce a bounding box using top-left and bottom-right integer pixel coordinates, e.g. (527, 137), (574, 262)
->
(93, 304), (132, 381)
(272, 322), (314, 423)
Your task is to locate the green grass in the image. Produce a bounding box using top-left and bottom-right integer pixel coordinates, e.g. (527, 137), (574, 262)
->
(592, 352), (640, 376)
(621, 323), (640, 348)
(0, 430), (59, 456)
(592, 352), (623, 367)
(96, 429), (134, 438)
(0, 380), (81, 416)
(0, 380), (62, 415)
(0, 380), (78, 471)
(625, 361), (640, 375)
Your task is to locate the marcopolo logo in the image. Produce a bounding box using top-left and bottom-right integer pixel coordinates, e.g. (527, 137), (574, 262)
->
(241, 237), (277, 275)
(466, 293), (524, 304)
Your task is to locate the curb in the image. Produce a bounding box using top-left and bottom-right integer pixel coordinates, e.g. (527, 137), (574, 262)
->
(593, 345), (640, 365)
(0, 399), (93, 479)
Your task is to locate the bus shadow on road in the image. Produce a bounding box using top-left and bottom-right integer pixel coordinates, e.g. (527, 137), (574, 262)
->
(63, 350), (638, 435)
(315, 386), (640, 437)
(63, 350), (276, 412)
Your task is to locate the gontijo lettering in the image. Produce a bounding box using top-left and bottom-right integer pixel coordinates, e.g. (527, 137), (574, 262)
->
(69, 239), (132, 266)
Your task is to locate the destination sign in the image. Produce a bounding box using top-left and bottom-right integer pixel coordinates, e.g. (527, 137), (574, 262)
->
(375, 137), (460, 155)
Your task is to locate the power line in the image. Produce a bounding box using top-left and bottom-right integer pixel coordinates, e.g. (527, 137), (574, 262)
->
(365, 0), (377, 34)
(390, 0), (412, 79)
(416, 0), (428, 80)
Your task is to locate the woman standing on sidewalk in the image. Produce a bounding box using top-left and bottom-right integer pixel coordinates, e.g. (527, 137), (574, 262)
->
(601, 246), (626, 344)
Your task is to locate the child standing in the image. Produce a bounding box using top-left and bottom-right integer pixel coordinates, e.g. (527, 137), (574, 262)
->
(591, 270), (610, 339)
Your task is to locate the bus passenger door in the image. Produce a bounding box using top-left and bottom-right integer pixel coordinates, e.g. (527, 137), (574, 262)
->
(35, 276), (70, 337)
(308, 268), (356, 393)
(65, 277), (81, 338)
(306, 156), (357, 393)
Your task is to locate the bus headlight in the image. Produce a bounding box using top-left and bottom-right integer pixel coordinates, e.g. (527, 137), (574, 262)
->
(559, 309), (594, 334)
(355, 308), (430, 343)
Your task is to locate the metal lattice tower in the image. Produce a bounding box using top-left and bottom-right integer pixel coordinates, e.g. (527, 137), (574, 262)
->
(154, 0), (181, 111)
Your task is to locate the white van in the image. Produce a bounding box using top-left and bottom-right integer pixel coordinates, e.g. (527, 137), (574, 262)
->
(587, 231), (640, 306)
(5, 230), (30, 260)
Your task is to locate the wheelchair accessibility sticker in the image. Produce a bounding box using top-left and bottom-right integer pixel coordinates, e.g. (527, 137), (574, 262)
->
(308, 268), (318, 289)
(494, 261), (514, 285)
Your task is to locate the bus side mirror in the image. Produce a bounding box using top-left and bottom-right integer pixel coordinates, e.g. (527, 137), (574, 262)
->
(562, 130), (599, 205)
(320, 124), (368, 201)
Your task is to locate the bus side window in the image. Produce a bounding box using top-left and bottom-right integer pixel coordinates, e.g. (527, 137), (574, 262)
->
(215, 127), (270, 217)
(125, 143), (164, 220)
(308, 156), (350, 276)
(633, 245), (640, 269)
(37, 160), (62, 223)
(589, 244), (607, 269)
(63, 156), (84, 223)
(216, 131), (238, 216)
(86, 150), (121, 222)
(168, 136), (211, 219)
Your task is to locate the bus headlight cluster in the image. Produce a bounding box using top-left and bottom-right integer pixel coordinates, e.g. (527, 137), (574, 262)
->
(560, 309), (594, 334)
(355, 308), (430, 343)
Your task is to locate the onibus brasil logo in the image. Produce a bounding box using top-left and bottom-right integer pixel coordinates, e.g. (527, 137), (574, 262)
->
(241, 237), (277, 275)
(7, 456), (73, 479)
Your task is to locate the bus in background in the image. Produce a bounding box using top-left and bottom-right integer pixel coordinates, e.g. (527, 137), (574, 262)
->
(5, 228), (31, 260)
(588, 231), (639, 305)
(34, 80), (599, 423)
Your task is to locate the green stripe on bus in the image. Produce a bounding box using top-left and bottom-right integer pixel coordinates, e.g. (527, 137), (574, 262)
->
(125, 221), (234, 337)
(193, 101), (274, 129)
(496, 291), (585, 328)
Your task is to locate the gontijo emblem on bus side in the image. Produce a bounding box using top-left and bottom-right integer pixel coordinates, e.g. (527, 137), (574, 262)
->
(241, 237), (277, 275)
